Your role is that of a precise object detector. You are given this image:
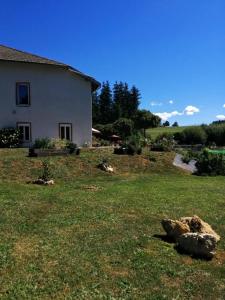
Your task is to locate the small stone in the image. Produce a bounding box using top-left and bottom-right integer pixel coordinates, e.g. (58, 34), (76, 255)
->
(45, 180), (54, 185)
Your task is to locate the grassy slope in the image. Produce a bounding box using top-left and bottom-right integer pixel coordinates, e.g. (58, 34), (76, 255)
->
(0, 149), (224, 299)
(147, 126), (189, 140)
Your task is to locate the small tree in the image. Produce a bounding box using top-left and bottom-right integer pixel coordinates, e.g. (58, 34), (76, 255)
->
(113, 118), (134, 139)
(163, 121), (170, 127)
(134, 110), (160, 137)
(172, 121), (178, 127)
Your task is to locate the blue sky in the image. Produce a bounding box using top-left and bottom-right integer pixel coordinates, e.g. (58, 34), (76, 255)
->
(0, 0), (225, 125)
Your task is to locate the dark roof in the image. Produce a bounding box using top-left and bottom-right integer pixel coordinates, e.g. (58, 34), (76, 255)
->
(0, 44), (100, 90)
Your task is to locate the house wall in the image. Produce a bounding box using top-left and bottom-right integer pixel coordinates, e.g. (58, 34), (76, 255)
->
(0, 61), (93, 146)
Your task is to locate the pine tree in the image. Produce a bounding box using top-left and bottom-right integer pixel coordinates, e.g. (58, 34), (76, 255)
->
(92, 91), (100, 125)
(112, 82), (124, 121)
(128, 85), (140, 117)
(98, 81), (113, 124)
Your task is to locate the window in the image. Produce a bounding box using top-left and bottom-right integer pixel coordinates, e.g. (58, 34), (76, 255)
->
(17, 123), (31, 142)
(59, 123), (72, 141)
(16, 83), (30, 106)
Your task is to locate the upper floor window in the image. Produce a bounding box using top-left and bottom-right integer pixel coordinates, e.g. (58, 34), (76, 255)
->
(16, 83), (30, 106)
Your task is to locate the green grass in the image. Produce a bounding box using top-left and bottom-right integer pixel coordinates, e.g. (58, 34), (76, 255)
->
(147, 126), (189, 140)
(0, 148), (224, 299)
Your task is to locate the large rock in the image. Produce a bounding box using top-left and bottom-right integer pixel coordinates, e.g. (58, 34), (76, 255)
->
(161, 219), (190, 241)
(179, 215), (220, 242)
(177, 233), (217, 259)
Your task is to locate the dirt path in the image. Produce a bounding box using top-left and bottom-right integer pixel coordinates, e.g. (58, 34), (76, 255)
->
(173, 154), (197, 173)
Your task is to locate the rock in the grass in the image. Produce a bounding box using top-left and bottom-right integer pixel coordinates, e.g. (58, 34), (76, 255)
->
(33, 179), (54, 185)
(106, 165), (114, 173)
(179, 215), (220, 242)
(177, 233), (217, 259)
(98, 163), (114, 173)
(161, 219), (190, 241)
(44, 180), (55, 185)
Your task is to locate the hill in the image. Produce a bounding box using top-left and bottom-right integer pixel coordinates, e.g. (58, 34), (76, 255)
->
(147, 126), (190, 140)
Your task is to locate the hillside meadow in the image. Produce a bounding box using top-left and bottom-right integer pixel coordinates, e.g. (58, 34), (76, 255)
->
(147, 126), (188, 140)
(0, 148), (224, 299)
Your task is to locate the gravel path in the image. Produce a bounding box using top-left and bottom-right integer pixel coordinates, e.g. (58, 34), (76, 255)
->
(173, 154), (197, 173)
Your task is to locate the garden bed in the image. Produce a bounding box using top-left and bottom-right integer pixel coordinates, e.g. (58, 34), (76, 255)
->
(29, 148), (80, 157)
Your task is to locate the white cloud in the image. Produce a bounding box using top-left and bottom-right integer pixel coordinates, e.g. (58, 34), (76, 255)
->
(223, 104), (225, 108)
(184, 105), (200, 115)
(155, 111), (182, 121)
(150, 101), (162, 107)
(155, 105), (200, 121)
(169, 100), (173, 104)
(216, 114), (225, 120)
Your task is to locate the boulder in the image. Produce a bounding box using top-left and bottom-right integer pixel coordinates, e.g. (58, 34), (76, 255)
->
(179, 215), (220, 242)
(177, 233), (217, 259)
(161, 219), (190, 241)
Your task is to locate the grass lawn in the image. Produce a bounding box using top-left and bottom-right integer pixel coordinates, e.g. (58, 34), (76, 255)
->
(147, 126), (189, 140)
(0, 148), (224, 299)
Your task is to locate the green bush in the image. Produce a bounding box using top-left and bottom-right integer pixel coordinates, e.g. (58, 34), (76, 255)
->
(205, 124), (225, 146)
(175, 126), (207, 145)
(39, 160), (52, 181)
(181, 150), (199, 164)
(95, 124), (114, 140)
(33, 137), (53, 149)
(113, 118), (134, 139)
(114, 134), (142, 155)
(0, 128), (21, 148)
(196, 150), (225, 176)
(33, 138), (77, 152)
(151, 133), (175, 152)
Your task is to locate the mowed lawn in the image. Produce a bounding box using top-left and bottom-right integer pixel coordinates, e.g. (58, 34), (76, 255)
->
(0, 149), (224, 299)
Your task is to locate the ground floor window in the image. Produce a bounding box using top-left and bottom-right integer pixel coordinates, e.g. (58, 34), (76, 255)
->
(17, 122), (31, 142)
(59, 123), (72, 141)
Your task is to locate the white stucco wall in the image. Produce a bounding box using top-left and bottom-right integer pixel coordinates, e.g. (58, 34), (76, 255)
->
(0, 61), (93, 146)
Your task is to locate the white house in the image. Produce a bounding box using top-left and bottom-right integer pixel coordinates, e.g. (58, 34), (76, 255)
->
(0, 44), (100, 146)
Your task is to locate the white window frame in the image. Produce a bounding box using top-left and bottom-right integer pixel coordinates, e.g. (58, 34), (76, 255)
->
(59, 123), (72, 141)
(17, 122), (31, 142)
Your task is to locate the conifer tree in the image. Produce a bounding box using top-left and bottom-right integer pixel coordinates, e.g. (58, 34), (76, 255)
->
(98, 81), (113, 124)
(92, 91), (100, 125)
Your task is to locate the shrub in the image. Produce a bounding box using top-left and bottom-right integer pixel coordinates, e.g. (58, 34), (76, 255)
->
(114, 135), (142, 155)
(95, 124), (114, 140)
(0, 128), (21, 148)
(181, 150), (199, 164)
(151, 133), (176, 152)
(33, 138), (77, 152)
(113, 118), (134, 139)
(174, 126), (207, 145)
(196, 150), (225, 176)
(33, 137), (53, 149)
(204, 124), (225, 146)
(39, 160), (52, 181)
(65, 142), (78, 154)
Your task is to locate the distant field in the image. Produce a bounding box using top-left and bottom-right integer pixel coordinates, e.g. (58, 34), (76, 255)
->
(147, 126), (189, 140)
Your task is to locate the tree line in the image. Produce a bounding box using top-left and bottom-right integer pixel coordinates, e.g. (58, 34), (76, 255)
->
(92, 81), (161, 137)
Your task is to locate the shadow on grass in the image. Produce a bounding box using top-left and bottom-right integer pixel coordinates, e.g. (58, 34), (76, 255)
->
(174, 245), (213, 261)
(153, 234), (213, 261)
(153, 234), (174, 243)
